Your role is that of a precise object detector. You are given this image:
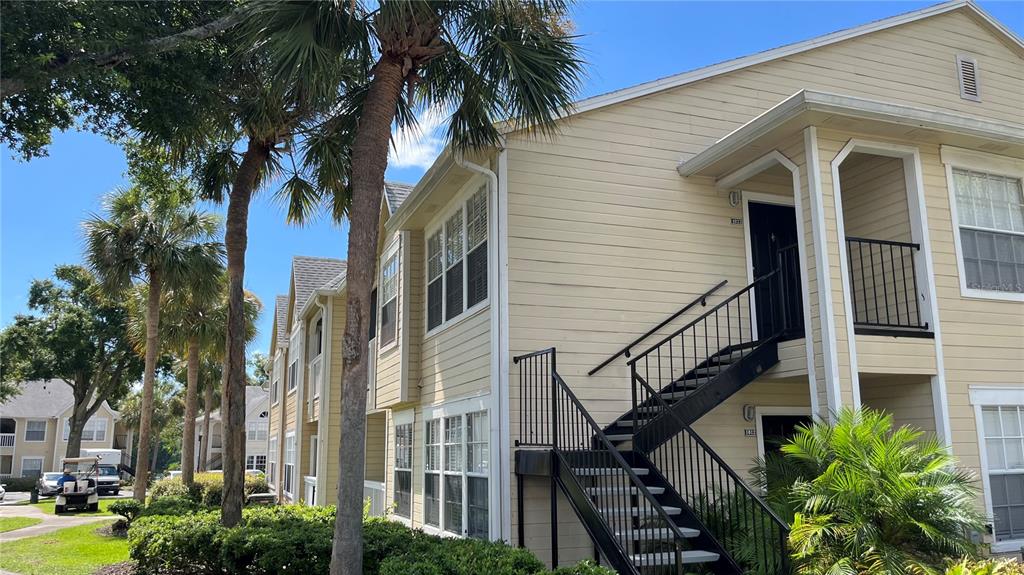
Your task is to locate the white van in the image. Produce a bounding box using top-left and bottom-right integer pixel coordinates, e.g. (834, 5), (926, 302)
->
(79, 448), (123, 496)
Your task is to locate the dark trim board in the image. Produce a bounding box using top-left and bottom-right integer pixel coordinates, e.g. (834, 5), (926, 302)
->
(854, 326), (935, 339)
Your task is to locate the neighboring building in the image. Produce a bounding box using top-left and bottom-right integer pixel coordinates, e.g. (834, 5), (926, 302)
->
(0, 380), (133, 477)
(194, 385), (269, 472)
(269, 1), (1024, 572)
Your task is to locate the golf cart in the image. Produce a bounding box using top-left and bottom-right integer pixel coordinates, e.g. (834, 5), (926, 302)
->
(55, 456), (100, 514)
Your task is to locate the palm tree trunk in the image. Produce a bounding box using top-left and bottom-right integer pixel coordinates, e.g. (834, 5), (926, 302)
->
(200, 381), (213, 472)
(181, 336), (200, 485)
(135, 269), (162, 502)
(221, 138), (271, 527)
(329, 56), (406, 575)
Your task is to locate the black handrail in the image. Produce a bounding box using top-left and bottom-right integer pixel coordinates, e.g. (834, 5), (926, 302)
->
(845, 236), (926, 330)
(515, 349), (698, 573)
(588, 280), (728, 376)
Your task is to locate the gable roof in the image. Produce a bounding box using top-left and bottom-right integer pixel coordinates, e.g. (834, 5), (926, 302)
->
(274, 295), (289, 348)
(196, 385), (268, 423)
(1, 380), (118, 419)
(384, 181), (415, 215)
(291, 256), (346, 321)
(562, 1), (1024, 120)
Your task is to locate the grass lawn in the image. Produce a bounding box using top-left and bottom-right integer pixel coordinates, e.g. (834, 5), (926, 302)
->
(0, 516), (43, 532)
(0, 520), (128, 575)
(28, 497), (127, 516)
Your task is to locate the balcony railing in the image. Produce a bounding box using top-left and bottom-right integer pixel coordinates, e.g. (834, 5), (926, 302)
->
(0, 433), (14, 448)
(364, 480), (386, 517)
(303, 475), (317, 505)
(845, 237), (927, 331)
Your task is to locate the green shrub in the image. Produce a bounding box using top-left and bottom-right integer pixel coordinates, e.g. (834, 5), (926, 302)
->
(142, 495), (201, 517)
(129, 505), (601, 575)
(945, 559), (1024, 575)
(109, 499), (143, 524)
(149, 472), (268, 507)
(548, 560), (616, 575)
(1, 477), (38, 492)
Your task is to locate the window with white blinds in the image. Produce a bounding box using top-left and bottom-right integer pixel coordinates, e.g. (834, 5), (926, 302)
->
(394, 423), (413, 519)
(423, 409), (489, 539)
(380, 251), (399, 346)
(953, 168), (1024, 294)
(982, 405), (1024, 542)
(426, 186), (488, 332)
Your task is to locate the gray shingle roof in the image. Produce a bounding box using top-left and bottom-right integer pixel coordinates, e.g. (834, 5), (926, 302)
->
(196, 385), (268, 422)
(292, 256), (346, 318)
(384, 181), (415, 215)
(1, 379), (118, 419)
(274, 295), (289, 347)
(322, 270), (346, 292)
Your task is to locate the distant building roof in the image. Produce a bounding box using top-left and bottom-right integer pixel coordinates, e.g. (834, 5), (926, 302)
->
(292, 256), (346, 320)
(196, 385), (268, 423)
(0, 379), (119, 419)
(384, 181), (415, 215)
(274, 295), (289, 348)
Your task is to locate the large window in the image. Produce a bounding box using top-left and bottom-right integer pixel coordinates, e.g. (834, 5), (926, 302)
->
(380, 252), (399, 347)
(952, 168), (1024, 294)
(284, 433), (296, 495)
(426, 186), (488, 332)
(21, 457), (43, 478)
(268, 437), (278, 485)
(246, 455), (267, 473)
(24, 420), (46, 442)
(63, 417), (107, 442)
(247, 421), (268, 441)
(394, 422), (413, 519)
(982, 405), (1024, 543)
(423, 409), (489, 538)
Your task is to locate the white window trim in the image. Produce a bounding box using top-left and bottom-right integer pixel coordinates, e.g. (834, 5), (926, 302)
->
(63, 416), (108, 443)
(267, 437), (279, 488)
(283, 431), (296, 498)
(378, 238), (402, 354)
(424, 179), (491, 339)
(20, 456), (44, 477)
(941, 145), (1024, 303)
(24, 419), (47, 442)
(970, 385), (1024, 552)
(391, 409), (415, 525)
(271, 350), (284, 406)
(421, 396), (491, 539)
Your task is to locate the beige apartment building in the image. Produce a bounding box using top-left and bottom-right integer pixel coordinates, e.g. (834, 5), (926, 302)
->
(267, 2), (1024, 573)
(193, 385), (269, 472)
(0, 380), (133, 478)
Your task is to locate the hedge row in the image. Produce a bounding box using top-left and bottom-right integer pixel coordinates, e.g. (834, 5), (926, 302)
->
(148, 472), (267, 507)
(128, 505), (612, 575)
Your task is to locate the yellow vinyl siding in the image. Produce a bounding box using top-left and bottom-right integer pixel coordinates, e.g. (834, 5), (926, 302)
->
(375, 230), (407, 408)
(860, 374), (937, 435)
(319, 292), (347, 505)
(855, 335), (937, 375)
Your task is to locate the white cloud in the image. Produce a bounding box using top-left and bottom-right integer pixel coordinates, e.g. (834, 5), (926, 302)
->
(388, 107), (447, 170)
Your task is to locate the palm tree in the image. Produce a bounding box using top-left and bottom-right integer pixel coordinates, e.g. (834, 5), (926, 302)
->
(783, 408), (983, 574)
(247, 3), (584, 571)
(84, 185), (223, 502)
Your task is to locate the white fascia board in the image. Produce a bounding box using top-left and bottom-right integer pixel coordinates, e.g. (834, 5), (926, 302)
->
(677, 90), (1024, 177)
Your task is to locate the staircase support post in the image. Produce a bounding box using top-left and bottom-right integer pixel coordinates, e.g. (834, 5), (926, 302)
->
(517, 475), (525, 548)
(550, 475), (559, 569)
(550, 348), (559, 569)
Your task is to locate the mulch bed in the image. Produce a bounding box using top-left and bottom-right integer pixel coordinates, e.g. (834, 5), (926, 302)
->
(92, 562), (136, 575)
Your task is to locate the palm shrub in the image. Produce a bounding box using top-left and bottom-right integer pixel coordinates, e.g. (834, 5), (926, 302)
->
(780, 408), (983, 574)
(945, 559), (1024, 575)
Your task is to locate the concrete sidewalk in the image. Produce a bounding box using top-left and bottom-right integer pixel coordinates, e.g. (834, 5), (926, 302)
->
(0, 502), (112, 542)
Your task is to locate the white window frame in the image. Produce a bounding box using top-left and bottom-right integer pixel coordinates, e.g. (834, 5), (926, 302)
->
(424, 181), (490, 338)
(267, 436), (279, 487)
(941, 146), (1024, 302)
(247, 421), (268, 442)
(378, 241), (401, 352)
(63, 416), (107, 442)
(309, 435), (318, 477)
(20, 456), (44, 478)
(970, 386), (1024, 552)
(392, 412), (414, 522)
(246, 455), (267, 472)
(271, 352), (283, 406)
(421, 397), (490, 539)
(288, 331), (302, 394)
(283, 431), (296, 497)
(24, 419), (46, 442)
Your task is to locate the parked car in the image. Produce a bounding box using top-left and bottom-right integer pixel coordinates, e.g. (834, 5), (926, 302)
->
(0, 482), (5, 501)
(37, 472), (63, 496)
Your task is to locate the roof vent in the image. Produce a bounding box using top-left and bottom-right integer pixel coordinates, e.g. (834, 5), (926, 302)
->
(956, 54), (980, 101)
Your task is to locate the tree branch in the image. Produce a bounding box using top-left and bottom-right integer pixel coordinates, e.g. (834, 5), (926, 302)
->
(0, 7), (247, 99)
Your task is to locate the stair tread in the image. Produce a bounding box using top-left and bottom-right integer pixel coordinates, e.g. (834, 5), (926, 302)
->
(606, 434), (632, 442)
(601, 506), (681, 516)
(616, 527), (700, 539)
(586, 486), (664, 495)
(631, 550), (720, 565)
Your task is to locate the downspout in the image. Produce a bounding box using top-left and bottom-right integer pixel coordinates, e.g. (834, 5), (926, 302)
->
(456, 151), (508, 541)
(314, 293), (330, 505)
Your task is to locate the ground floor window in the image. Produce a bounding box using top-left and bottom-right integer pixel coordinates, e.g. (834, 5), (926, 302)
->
(246, 455), (267, 473)
(21, 457), (43, 478)
(268, 437), (278, 485)
(394, 422), (413, 518)
(424, 408), (489, 538)
(981, 405), (1024, 542)
(284, 433), (296, 495)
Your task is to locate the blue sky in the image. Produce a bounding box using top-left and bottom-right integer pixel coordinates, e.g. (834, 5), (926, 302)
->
(2, 1), (1021, 355)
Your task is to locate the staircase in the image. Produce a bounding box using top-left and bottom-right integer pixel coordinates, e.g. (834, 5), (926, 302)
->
(515, 271), (793, 574)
